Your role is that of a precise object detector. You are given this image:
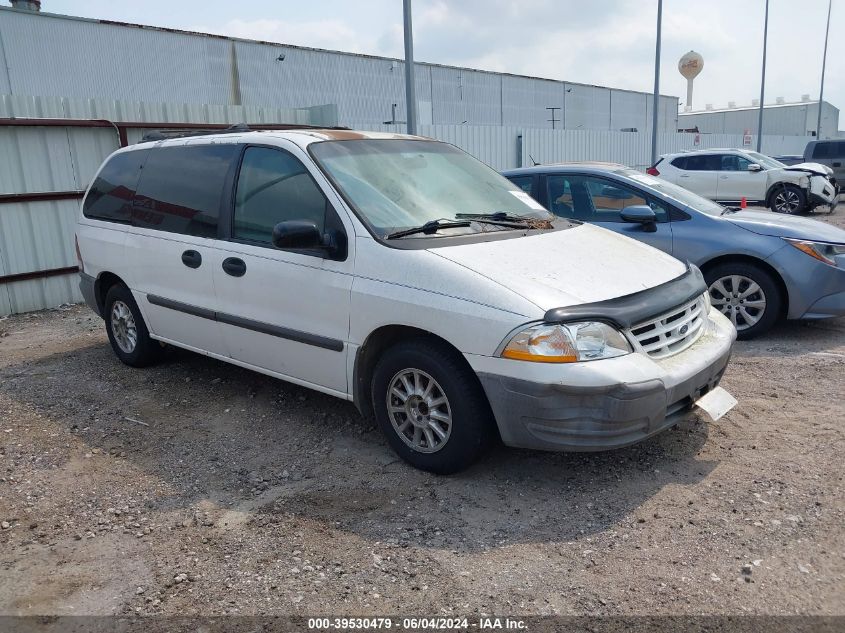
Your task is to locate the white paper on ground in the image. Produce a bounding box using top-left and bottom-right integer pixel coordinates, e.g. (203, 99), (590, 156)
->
(694, 386), (738, 422)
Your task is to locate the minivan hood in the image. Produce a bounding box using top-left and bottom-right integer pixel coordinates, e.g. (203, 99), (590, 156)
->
(726, 210), (845, 243)
(430, 224), (687, 311)
(783, 162), (834, 177)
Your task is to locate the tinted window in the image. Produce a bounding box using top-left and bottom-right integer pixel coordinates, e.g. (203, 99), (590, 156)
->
(583, 177), (668, 222)
(720, 155), (752, 171)
(812, 142), (844, 159)
(671, 156), (688, 170)
(83, 150), (149, 222)
(546, 175), (667, 223)
(132, 145), (237, 238)
(234, 147), (329, 245)
(507, 175), (533, 195)
(685, 154), (721, 171)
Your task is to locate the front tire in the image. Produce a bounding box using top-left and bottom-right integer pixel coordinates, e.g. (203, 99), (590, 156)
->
(705, 263), (782, 340)
(371, 339), (493, 474)
(769, 184), (806, 214)
(104, 284), (162, 367)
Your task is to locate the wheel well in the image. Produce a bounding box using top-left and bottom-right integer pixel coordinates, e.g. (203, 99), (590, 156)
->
(352, 325), (482, 422)
(94, 272), (126, 316)
(699, 255), (789, 317)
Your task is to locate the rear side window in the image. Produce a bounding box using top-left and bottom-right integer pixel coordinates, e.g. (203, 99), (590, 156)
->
(684, 154), (721, 171)
(132, 145), (238, 238)
(670, 156), (687, 169)
(83, 150), (149, 222)
(233, 147), (330, 245)
(812, 142), (844, 159)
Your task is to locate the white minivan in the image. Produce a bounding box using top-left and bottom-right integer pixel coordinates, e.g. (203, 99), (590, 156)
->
(76, 128), (736, 474)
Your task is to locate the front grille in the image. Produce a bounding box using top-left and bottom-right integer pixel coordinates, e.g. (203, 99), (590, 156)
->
(630, 294), (707, 359)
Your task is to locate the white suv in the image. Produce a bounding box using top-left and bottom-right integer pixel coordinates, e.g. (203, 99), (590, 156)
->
(649, 149), (838, 214)
(76, 128), (736, 473)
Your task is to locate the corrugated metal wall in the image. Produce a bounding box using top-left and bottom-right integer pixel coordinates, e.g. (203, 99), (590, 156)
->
(0, 7), (679, 131)
(679, 102), (840, 139)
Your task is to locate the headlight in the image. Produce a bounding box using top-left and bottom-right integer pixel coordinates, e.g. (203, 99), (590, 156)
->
(784, 238), (845, 266)
(501, 322), (632, 363)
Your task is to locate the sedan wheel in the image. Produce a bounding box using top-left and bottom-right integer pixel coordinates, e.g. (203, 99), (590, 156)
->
(709, 275), (767, 332)
(386, 368), (452, 454)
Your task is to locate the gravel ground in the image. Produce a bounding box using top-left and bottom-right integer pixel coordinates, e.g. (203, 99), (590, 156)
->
(0, 207), (843, 618)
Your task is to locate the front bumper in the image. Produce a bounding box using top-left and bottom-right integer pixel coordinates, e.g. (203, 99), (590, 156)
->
(808, 176), (837, 209)
(469, 309), (736, 452)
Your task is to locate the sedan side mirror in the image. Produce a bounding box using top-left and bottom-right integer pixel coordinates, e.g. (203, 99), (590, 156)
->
(747, 163), (763, 172)
(272, 220), (346, 260)
(620, 205), (657, 232)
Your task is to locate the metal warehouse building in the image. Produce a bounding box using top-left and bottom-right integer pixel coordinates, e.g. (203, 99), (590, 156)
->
(679, 99), (841, 139)
(0, 4), (679, 131)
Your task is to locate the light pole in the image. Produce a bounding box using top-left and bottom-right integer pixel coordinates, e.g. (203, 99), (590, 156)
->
(650, 0), (663, 167)
(817, 0), (832, 137)
(756, 0), (769, 152)
(403, 0), (418, 135)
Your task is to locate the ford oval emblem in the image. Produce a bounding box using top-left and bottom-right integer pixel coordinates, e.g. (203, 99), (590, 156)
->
(679, 324), (689, 335)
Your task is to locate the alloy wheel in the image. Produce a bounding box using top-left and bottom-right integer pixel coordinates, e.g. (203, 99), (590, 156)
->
(773, 189), (801, 213)
(386, 368), (452, 454)
(709, 275), (767, 331)
(110, 300), (138, 353)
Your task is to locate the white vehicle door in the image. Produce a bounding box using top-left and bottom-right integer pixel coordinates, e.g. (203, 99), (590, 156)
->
(123, 144), (237, 356)
(211, 143), (353, 395)
(715, 154), (767, 201)
(675, 154), (719, 198)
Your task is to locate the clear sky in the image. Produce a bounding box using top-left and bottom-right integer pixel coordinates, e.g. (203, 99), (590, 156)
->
(32, 0), (843, 114)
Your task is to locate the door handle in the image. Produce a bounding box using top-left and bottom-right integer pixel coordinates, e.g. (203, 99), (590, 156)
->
(679, 174), (690, 178)
(222, 257), (247, 277)
(719, 175), (728, 179)
(181, 250), (202, 269)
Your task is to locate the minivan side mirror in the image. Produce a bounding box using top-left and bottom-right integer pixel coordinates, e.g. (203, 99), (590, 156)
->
(271, 220), (346, 260)
(747, 163), (763, 172)
(620, 205), (657, 232)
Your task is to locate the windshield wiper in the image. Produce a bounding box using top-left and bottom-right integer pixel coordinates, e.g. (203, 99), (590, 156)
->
(386, 219), (471, 239)
(455, 211), (533, 222)
(720, 206), (741, 216)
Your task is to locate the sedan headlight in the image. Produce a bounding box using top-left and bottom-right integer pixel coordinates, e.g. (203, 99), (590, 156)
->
(501, 322), (632, 363)
(784, 238), (845, 267)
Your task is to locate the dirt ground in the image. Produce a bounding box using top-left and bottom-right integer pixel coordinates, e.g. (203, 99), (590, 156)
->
(0, 208), (843, 619)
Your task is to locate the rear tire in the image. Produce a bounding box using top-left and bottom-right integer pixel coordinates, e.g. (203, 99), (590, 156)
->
(704, 262), (782, 340)
(104, 284), (162, 367)
(371, 339), (493, 474)
(769, 184), (806, 214)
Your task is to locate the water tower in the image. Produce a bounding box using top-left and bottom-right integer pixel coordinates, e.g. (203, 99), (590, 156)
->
(678, 51), (704, 111)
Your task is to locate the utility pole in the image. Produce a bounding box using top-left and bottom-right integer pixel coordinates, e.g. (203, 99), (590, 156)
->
(546, 107), (561, 130)
(403, 0), (418, 135)
(756, 0), (769, 152)
(817, 0), (832, 137)
(650, 0), (663, 167)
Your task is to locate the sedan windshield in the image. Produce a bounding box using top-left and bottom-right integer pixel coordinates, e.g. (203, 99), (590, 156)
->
(310, 139), (552, 236)
(622, 170), (726, 216)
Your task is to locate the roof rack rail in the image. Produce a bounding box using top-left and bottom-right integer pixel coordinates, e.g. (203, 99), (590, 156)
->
(139, 122), (350, 143)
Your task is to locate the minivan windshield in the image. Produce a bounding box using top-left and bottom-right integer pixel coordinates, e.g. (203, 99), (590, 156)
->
(310, 139), (553, 237)
(622, 170), (726, 216)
